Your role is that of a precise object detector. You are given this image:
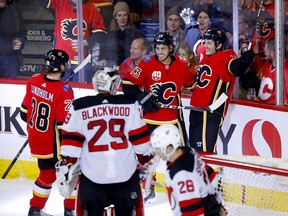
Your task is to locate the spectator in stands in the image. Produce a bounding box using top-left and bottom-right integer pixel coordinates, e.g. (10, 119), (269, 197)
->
(193, 0), (225, 30)
(256, 38), (288, 106)
(113, 0), (144, 28)
(183, 8), (232, 56)
(37, 0), (106, 83)
(99, 1), (144, 68)
(165, 6), (186, 54)
(119, 37), (150, 79)
(176, 41), (198, 73)
(184, 9), (211, 53)
(0, 0), (26, 78)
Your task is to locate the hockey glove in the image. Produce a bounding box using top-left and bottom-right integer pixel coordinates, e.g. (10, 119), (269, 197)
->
(180, 8), (199, 28)
(137, 92), (159, 113)
(240, 49), (255, 63)
(55, 159), (81, 198)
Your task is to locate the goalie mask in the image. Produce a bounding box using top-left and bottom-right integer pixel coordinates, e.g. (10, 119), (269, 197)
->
(150, 124), (181, 161)
(92, 67), (121, 95)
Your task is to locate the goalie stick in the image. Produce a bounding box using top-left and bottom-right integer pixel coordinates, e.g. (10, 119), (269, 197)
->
(66, 53), (91, 83)
(159, 92), (228, 111)
(2, 139), (29, 179)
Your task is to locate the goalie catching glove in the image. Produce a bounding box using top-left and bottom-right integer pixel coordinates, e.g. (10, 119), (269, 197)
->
(55, 159), (81, 198)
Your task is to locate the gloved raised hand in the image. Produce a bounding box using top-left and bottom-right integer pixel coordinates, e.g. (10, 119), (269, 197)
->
(180, 8), (199, 28)
(137, 92), (159, 113)
(240, 48), (255, 63)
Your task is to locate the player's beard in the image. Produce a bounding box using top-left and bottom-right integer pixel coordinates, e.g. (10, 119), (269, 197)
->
(60, 70), (66, 78)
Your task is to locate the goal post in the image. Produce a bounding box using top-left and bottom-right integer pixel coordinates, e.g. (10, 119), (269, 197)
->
(201, 155), (288, 216)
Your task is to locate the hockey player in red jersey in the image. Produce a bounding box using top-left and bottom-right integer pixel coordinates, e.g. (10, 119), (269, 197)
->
(122, 32), (195, 146)
(189, 28), (255, 153)
(37, 0), (106, 82)
(20, 49), (75, 216)
(122, 32), (196, 202)
(150, 124), (224, 216)
(59, 67), (154, 216)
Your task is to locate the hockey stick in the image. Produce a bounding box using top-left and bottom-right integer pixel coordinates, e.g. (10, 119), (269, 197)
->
(159, 92), (228, 111)
(66, 53), (91, 83)
(250, 0), (264, 42)
(1, 139), (29, 179)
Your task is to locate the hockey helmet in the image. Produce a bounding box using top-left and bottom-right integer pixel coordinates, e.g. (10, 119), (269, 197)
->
(92, 67), (121, 95)
(154, 32), (174, 46)
(150, 124), (181, 160)
(203, 28), (226, 46)
(45, 49), (70, 72)
(154, 32), (175, 54)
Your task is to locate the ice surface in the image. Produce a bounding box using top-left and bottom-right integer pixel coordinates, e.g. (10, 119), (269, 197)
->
(0, 179), (172, 216)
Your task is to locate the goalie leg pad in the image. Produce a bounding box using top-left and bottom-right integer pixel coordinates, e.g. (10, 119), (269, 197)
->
(56, 160), (81, 198)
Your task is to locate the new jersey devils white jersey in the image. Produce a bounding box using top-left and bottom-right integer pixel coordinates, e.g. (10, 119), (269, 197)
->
(61, 94), (152, 184)
(165, 147), (218, 216)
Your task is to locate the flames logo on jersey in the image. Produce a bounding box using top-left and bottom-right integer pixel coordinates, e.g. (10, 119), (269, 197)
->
(151, 82), (177, 105)
(196, 65), (212, 88)
(260, 20), (274, 38)
(61, 19), (87, 41)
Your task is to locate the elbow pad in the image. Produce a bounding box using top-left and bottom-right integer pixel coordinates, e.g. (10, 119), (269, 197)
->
(20, 111), (27, 123)
(229, 49), (255, 77)
(122, 79), (142, 98)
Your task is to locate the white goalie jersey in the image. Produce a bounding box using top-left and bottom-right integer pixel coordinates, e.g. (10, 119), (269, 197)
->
(61, 94), (153, 184)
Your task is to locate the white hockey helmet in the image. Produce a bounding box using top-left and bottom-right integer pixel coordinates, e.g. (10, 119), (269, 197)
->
(92, 67), (121, 95)
(150, 124), (181, 160)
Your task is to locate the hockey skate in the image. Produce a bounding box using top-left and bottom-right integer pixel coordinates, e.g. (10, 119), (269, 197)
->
(64, 207), (75, 216)
(27, 207), (51, 216)
(144, 186), (155, 204)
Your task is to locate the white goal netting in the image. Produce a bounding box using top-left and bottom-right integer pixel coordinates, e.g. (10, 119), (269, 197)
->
(202, 155), (288, 216)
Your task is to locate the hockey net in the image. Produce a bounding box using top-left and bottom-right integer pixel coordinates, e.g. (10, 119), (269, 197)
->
(201, 155), (288, 216)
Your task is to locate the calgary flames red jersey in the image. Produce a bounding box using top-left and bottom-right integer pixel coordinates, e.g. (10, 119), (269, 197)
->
(190, 49), (237, 116)
(125, 55), (195, 124)
(20, 73), (74, 158)
(119, 57), (136, 80)
(258, 59), (288, 105)
(47, 0), (106, 63)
